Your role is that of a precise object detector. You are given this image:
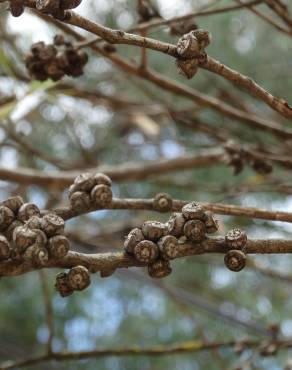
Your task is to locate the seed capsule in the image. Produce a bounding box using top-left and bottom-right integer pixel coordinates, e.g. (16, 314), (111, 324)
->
(48, 235), (70, 258)
(224, 250), (246, 272)
(67, 266), (91, 291)
(183, 219), (206, 242)
(90, 184), (113, 207)
(55, 272), (73, 297)
(142, 221), (167, 241)
(148, 259), (172, 278)
(153, 193), (173, 212)
(13, 225), (37, 252)
(94, 173), (112, 187)
(41, 213), (65, 237)
(167, 213), (185, 237)
(69, 191), (91, 211)
(6, 220), (23, 241)
(158, 235), (179, 260)
(2, 196), (24, 213)
(18, 203), (40, 222)
(134, 240), (159, 264)
(182, 202), (205, 220)
(204, 211), (219, 234)
(26, 216), (42, 230)
(124, 228), (144, 254)
(225, 228), (247, 249)
(73, 173), (95, 192)
(0, 235), (11, 260)
(23, 244), (49, 266)
(0, 206), (15, 230)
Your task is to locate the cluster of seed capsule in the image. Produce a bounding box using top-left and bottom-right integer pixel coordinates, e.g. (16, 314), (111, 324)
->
(176, 29), (211, 79)
(124, 201), (219, 278)
(0, 196), (69, 266)
(25, 35), (88, 82)
(224, 228), (248, 272)
(68, 172), (113, 211)
(55, 265), (91, 297)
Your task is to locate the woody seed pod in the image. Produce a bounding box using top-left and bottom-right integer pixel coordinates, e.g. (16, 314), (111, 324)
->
(153, 193), (173, 212)
(18, 203), (40, 222)
(69, 191), (91, 211)
(90, 184), (113, 207)
(142, 221), (167, 241)
(134, 240), (159, 264)
(41, 213), (64, 237)
(177, 31), (201, 58)
(94, 173), (112, 187)
(192, 29), (212, 49)
(0, 235), (11, 260)
(158, 235), (179, 260)
(59, 0), (82, 9)
(36, 0), (60, 12)
(13, 225), (37, 252)
(0, 206), (15, 230)
(26, 216), (42, 230)
(53, 34), (65, 46)
(33, 229), (48, 247)
(2, 196), (24, 213)
(6, 220), (23, 241)
(204, 211), (219, 234)
(167, 213), (185, 237)
(182, 202), (205, 220)
(148, 259), (172, 278)
(225, 228), (247, 250)
(224, 250), (246, 272)
(176, 58), (198, 79)
(100, 268), (115, 278)
(48, 235), (70, 258)
(183, 220), (206, 242)
(67, 266), (91, 291)
(55, 272), (73, 297)
(124, 228), (144, 254)
(23, 244), (49, 266)
(73, 173), (95, 192)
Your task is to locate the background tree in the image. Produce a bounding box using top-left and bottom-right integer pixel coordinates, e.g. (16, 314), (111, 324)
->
(0, 0), (292, 369)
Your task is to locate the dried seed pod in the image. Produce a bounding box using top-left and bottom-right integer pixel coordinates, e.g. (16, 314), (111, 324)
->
(153, 193), (173, 212)
(10, 0), (24, 16)
(53, 34), (65, 46)
(48, 235), (70, 258)
(148, 259), (172, 278)
(142, 221), (167, 241)
(94, 173), (112, 187)
(100, 268), (115, 278)
(192, 29), (212, 49)
(6, 220), (23, 241)
(158, 235), (179, 260)
(134, 240), (159, 264)
(23, 244), (49, 266)
(176, 58), (198, 79)
(55, 272), (73, 297)
(69, 191), (91, 211)
(225, 228), (247, 250)
(41, 213), (65, 237)
(18, 203), (40, 222)
(13, 225), (37, 252)
(124, 228), (144, 254)
(33, 229), (48, 247)
(73, 173), (95, 192)
(177, 31), (201, 58)
(204, 211), (219, 234)
(224, 250), (246, 272)
(0, 235), (11, 260)
(183, 220), (206, 242)
(182, 202), (205, 220)
(90, 184), (113, 207)
(26, 216), (42, 230)
(0, 206), (15, 230)
(67, 266), (90, 291)
(167, 213), (185, 237)
(2, 196), (24, 213)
